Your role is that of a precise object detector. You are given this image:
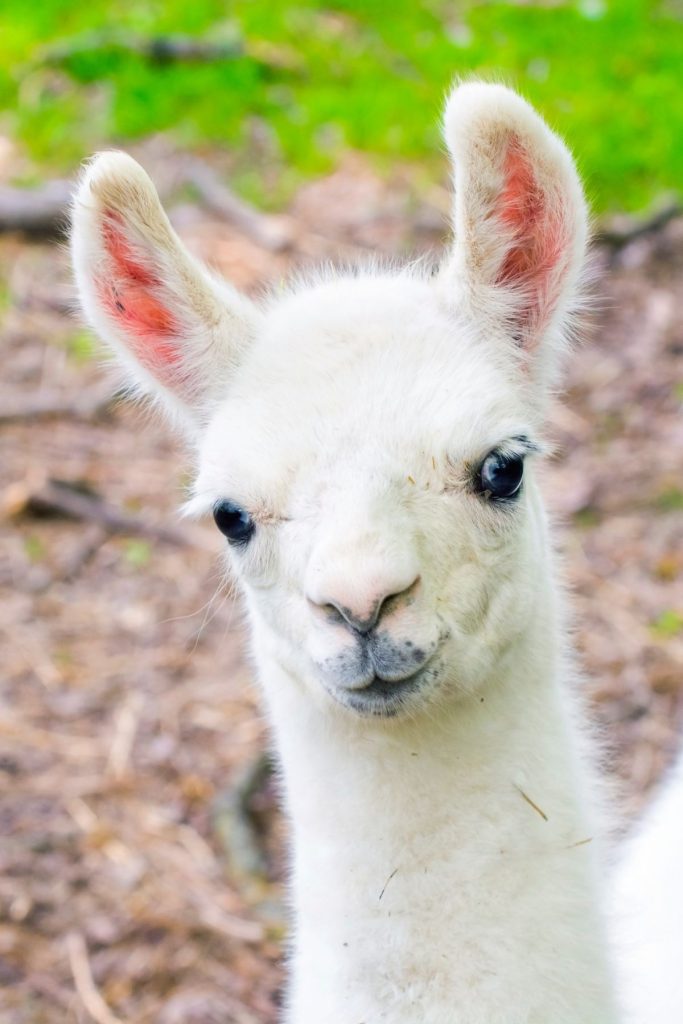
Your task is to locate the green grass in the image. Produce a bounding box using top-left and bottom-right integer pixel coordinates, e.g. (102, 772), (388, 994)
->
(1, 1), (681, 213)
(652, 608), (683, 638)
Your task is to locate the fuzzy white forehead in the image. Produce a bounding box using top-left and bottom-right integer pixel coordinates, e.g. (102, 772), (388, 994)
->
(193, 271), (538, 513)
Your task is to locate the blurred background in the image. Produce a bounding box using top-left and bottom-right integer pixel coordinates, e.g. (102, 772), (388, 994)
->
(1, 2), (682, 1021)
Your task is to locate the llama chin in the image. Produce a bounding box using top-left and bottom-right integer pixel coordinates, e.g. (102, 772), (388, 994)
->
(71, 81), (671, 1023)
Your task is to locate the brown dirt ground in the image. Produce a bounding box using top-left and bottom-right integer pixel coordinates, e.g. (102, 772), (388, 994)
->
(1, 155), (682, 1022)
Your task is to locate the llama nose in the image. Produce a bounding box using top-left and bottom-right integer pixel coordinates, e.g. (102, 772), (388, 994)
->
(309, 575), (420, 635)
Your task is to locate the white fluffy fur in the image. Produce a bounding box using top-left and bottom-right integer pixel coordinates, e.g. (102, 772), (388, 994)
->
(71, 83), (628, 1021)
(610, 756), (683, 1023)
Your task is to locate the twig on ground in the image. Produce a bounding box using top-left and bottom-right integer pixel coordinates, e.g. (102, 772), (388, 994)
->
(595, 201), (683, 250)
(182, 158), (294, 252)
(38, 31), (243, 67)
(66, 931), (127, 1024)
(196, 902), (266, 944)
(0, 161), (292, 251)
(107, 692), (145, 781)
(0, 716), (103, 757)
(0, 154), (369, 260)
(0, 179), (72, 238)
(57, 525), (109, 583)
(4, 476), (191, 547)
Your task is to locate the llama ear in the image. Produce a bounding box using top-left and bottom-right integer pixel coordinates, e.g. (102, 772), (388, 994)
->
(441, 83), (588, 384)
(71, 152), (259, 434)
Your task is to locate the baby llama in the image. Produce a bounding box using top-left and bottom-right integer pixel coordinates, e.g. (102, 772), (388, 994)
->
(71, 83), (624, 1023)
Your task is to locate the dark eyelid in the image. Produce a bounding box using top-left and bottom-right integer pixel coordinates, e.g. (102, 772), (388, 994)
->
(460, 436), (533, 471)
(486, 435), (543, 463)
(512, 435), (542, 454)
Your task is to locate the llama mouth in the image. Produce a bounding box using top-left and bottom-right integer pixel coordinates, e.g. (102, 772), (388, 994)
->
(331, 665), (434, 718)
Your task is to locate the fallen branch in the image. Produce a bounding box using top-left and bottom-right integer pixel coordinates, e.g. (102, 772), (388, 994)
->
(595, 201), (683, 250)
(106, 692), (145, 781)
(0, 179), (72, 239)
(66, 931), (127, 1024)
(0, 162), (291, 250)
(5, 476), (190, 547)
(56, 524), (109, 585)
(182, 158), (294, 252)
(39, 31), (243, 67)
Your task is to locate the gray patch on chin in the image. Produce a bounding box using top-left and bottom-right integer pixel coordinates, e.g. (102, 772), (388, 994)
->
(370, 633), (431, 678)
(319, 644), (371, 688)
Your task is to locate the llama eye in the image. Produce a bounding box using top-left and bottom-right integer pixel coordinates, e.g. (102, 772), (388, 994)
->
(477, 450), (524, 501)
(213, 500), (255, 545)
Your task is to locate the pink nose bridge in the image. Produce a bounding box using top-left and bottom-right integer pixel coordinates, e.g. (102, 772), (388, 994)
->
(306, 543), (421, 633)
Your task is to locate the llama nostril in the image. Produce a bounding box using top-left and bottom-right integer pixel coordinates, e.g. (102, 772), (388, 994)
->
(311, 575), (421, 635)
(329, 600), (381, 635)
(321, 602), (347, 628)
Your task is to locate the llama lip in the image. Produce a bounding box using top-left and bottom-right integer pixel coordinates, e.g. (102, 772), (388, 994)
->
(331, 664), (434, 717)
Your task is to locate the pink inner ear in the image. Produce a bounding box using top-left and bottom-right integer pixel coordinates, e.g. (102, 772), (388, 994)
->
(97, 211), (181, 377)
(495, 140), (569, 339)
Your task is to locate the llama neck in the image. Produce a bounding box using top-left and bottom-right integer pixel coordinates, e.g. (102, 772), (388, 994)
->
(256, 623), (618, 1024)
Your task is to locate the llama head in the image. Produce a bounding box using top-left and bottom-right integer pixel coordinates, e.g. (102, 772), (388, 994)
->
(71, 83), (587, 719)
